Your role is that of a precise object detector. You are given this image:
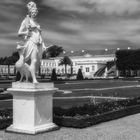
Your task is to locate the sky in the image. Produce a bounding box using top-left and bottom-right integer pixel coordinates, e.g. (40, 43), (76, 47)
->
(1, 0), (140, 56)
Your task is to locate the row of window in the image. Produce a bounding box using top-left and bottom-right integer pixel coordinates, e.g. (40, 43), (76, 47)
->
(80, 66), (95, 72)
(41, 65), (96, 74)
(42, 60), (97, 69)
(41, 68), (73, 74)
(42, 61), (56, 67)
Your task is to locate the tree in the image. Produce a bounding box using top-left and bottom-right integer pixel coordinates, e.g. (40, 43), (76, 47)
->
(11, 51), (19, 64)
(42, 50), (49, 59)
(15, 71), (21, 81)
(76, 69), (84, 80)
(115, 49), (140, 77)
(43, 45), (64, 58)
(0, 57), (4, 65)
(51, 69), (57, 81)
(3, 57), (7, 65)
(2, 51), (19, 66)
(59, 56), (72, 75)
(3, 57), (13, 78)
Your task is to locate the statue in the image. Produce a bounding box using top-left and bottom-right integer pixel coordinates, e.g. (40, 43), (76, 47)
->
(15, 1), (47, 83)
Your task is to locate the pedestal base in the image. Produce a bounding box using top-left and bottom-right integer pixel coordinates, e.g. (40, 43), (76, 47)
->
(6, 82), (59, 135)
(6, 123), (59, 135)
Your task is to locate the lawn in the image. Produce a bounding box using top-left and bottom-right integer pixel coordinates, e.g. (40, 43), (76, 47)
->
(54, 86), (140, 98)
(0, 79), (140, 108)
(55, 79), (139, 90)
(53, 79), (140, 108)
(0, 79), (138, 91)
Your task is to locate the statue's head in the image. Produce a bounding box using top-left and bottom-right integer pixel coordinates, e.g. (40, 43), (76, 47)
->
(27, 1), (38, 18)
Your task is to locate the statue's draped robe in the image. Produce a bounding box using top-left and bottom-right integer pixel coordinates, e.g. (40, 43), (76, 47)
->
(20, 15), (44, 62)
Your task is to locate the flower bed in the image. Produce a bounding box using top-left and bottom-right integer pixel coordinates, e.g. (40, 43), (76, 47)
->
(0, 94), (12, 100)
(0, 109), (12, 129)
(54, 104), (140, 128)
(1, 97), (140, 129)
(53, 97), (140, 128)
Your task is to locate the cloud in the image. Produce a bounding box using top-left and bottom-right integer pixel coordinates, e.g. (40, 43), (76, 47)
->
(42, 15), (140, 51)
(42, 0), (93, 14)
(0, 0), (22, 5)
(1, 0), (140, 57)
(95, 0), (140, 15)
(59, 21), (83, 31)
(42, 0), (140, 15)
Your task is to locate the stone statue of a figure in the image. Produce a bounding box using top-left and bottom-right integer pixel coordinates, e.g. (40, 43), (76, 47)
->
(16, 1), (48, 83)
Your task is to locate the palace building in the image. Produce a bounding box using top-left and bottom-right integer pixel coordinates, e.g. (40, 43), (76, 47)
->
(40, 49), (116, 78)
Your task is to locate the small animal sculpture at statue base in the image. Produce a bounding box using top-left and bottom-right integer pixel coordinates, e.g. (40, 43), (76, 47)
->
(15, 44), (31, 82)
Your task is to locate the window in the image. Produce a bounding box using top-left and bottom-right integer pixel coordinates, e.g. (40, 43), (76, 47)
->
(92, 66), (95, 71)
(57, 69), (60, 74)
(68, 69), (71, 74)
(47, 68), (49, 74)
(86, 67), (90, 72)
(62, 69), (64, 73)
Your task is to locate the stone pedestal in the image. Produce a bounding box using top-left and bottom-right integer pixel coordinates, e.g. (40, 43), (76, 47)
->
(6, 82), (59, 134)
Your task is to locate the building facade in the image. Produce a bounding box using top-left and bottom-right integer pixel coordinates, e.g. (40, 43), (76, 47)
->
(40, 50), (116, 78)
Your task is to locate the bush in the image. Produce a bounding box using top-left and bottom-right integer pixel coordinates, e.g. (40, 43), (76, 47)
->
(51, 69), (57, 81)
(76, 69), (84, 80)
(0, 109), (12, 129)
(41, 74), (45, 79)
(0, 94), (12, 100)
(15, 71), (21, 81)
(53, 97), (140, 117)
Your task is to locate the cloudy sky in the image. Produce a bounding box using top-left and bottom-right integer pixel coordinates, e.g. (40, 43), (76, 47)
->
(1, 0), (140, 56)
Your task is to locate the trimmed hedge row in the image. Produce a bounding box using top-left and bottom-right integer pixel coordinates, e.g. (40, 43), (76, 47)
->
(53, 97), (140, 128)
(0, 94), (12, 100)
(0, 109), (12, 129)
(1, 97), (140, 129)
(54, 104), (140, 128)
(53, 97), (140, 117)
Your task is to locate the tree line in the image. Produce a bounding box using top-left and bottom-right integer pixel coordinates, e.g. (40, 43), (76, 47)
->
(0, 45), (64, 65)
(0, 52), (19, 65)
(116, 49), (140, 77)
(0, 45), (75, 78)
(116, 49), (140, 70)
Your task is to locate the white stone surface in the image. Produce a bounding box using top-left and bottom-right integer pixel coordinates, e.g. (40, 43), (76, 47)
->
(12, 82), (54, 89)
(7, 123), (58, 134)
(6, 82), (59, 134)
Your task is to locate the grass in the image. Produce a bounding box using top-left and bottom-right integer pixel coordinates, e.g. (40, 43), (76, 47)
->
(0, 79), (138, 90)
(54, 87), (140, 98)
(0, 79), (140, 109)
(55, 80), (139, 90)
(53, 80), (140, 108)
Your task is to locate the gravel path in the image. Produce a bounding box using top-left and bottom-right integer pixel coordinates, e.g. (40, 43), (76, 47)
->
(1, 113), (140, 140)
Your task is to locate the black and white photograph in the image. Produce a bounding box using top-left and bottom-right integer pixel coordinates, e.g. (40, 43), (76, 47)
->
(0, 0), (140, 139)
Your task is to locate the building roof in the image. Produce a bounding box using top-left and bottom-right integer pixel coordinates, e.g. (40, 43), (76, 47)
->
(42, 49), (116, 61)
(59, 49), (116, 57)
